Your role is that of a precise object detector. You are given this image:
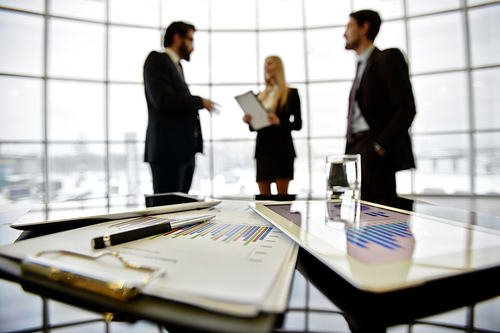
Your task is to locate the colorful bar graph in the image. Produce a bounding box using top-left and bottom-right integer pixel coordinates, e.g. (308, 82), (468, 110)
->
(108, 217), (274, 245)
(171, 222), (273, 246)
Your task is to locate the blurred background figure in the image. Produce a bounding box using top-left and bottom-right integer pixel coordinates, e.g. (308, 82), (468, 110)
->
(243, 56), (302, 195)
(143, 21), (217, 194)
(343, 10), (416, 196)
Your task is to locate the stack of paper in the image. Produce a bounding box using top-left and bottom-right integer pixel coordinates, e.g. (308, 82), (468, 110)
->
(0, 201), (298, 317)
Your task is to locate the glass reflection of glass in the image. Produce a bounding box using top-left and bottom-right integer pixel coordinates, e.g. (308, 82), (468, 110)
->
(108, 0), (160, 27)
(108, 26), (160, 83)
(49, 0), (106, 22)
(412, 72), (469, 134)
(473, 68), (500, 131)
(211, 32), (257, 84)
(408, 12), (466, 74)
(474, 133), (500, 195)
(0, 76), (43, 141)
(413, 134), (470, 194)
(48, 18), (105, 80)
(47, 80), (105, 141)
(108, 84), (147, 142)
(0, 144), (44, 204)
(48, 143), (106, 202)
(469, 4), (500, 68)
(0, 11), (44, 76)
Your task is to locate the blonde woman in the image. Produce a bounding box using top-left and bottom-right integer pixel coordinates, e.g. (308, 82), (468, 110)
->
(243, 56), (302, 195)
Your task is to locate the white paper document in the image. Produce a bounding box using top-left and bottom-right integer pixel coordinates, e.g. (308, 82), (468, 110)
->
(235, 91), (271, 130)
(0, 201), (298, 317)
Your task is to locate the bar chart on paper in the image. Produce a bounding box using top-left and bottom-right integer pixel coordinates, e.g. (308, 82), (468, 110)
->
(107, 204), (277, 246)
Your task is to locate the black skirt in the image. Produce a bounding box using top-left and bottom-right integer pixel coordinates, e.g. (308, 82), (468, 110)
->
(256, 157), (294, 182)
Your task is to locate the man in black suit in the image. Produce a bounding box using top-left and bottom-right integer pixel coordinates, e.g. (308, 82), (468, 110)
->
(344, 10), (416, 196)
(143, 21), (216, 194)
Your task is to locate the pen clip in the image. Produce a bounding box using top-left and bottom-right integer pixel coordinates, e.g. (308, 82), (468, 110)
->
(21, 250), (165, 301)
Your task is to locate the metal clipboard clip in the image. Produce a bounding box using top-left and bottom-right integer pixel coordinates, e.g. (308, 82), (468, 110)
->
(21, 250), (165, 301)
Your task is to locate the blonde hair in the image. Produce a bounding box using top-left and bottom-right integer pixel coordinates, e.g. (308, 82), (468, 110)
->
(258, 56), (289, 113)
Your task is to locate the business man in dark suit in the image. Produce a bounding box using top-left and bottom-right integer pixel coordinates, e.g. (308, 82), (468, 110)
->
(344, 10), (416, 196)
(143, 21), (216, 194)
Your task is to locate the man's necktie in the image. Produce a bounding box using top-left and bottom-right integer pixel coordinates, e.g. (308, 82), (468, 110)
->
(178, 62), (185, 81)
(346, 61), (361, 143)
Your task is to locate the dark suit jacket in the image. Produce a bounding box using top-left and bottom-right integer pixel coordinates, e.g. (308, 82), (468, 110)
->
(253, 88), (302, 160)
(143, 51), (203, 163)
(349, 47), (416, 172)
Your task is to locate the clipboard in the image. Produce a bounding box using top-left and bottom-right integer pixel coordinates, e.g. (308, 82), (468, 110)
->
(235, 91), (271, 130)
(21, 250), (165, 301)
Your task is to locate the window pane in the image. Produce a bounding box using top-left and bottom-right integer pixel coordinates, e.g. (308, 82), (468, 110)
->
(192, 146), (212, 196)
(258, 0), (303, 30)
(48, 143), (107, 202)
(49, 0), (106, 22)
(292, 83), (309, 139)
(376, 20), (406, 54)
(109, 142), (148, 198)
(469, 4), (500, 68)
(408, 12), (466, 74)
(413, 134), (470, 195)
(48, 80), (105, 141)
(211, 0), (256, 30)
(310, 138), (346, 198)
(396, 170), (413, 195)
(473, 68), (500, 130)
(475, 133), (500, 195)
(289, 139), (309, 199)
(0, 76), (43, 141)
(406, 0), (460, 16)
(184, 31), (209, 85)
(0, 0), (44, 13)
(109, 26), (160, 82)
(0, 144), (43, 203)
(161, 0), (209, 30)
(109, 84), (148, 141)
(307, 27), (354, 81)
(259, 31), (305, 83)
(0, 11), (44, 76)
(353, 0), (404, 20)
(211, 32), (257, 84)
(109, 0), (160, 27)
(412, 72), (469, 134)
(467, 0), (495, 6)
(212, 141), (257, 197)
(48, 18), (105, 80)
(211, 85), (258, 140)
(309, 82), (351, 138)
(304, 0), (352, 28)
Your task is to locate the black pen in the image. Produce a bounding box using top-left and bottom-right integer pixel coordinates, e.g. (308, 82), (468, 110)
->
(91, 214), (216, 249)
